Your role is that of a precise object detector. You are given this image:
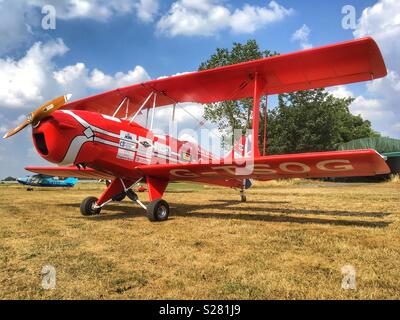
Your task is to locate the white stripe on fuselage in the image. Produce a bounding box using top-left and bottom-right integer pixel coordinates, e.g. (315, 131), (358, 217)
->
(59, 110), (181, 165)
(59, 135), (91, 166)
(62, 110), (121, 139)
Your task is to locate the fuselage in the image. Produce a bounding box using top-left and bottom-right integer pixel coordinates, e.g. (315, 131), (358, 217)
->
(31, 110), (216, 179)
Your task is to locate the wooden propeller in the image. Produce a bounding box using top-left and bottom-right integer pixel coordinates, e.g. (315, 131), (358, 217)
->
(3, 94), (71, 139)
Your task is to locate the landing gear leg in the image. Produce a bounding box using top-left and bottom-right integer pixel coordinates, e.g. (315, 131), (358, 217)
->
(145, 176), (169, 222)
(126, 189), (148, 211)
(240, 189), (247, 203)
(80, 178), (142, 216)
(126, 186), (169, 222)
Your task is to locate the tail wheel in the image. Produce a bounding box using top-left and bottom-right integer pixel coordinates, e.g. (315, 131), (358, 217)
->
(240, 195), (247, 202)
(146, 199), (169, 222)
(80, 196), (101, 216)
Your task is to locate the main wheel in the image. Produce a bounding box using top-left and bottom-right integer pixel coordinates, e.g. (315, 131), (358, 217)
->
(80, 196), (101, 216)
(146, 199), (169, 222)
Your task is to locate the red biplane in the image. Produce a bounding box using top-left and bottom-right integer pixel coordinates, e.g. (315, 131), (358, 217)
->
(4, 37), (390, 221)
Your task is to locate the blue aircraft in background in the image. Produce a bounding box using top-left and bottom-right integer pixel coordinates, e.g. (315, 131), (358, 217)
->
(17, 174), (78, 189)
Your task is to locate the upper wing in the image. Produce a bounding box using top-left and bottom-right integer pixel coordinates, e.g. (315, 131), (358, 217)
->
(25, 166), (115, 180)
(135, 150), (390, 182)
(61, 37), (386, 117)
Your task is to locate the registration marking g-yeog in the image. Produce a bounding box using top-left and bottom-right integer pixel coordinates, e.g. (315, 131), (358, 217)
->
(170, 160), (356, 178)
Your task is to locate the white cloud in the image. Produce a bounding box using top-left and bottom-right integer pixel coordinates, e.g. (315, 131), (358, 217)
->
(354, 0), (400, 71)
(157, 0), (293, 37)
(0, 0), (160, 54)
(367, 70), (400, 96)
(350, 0), (400, 138)
(28, 0), (137, 21)
(328, 84), (398, 137)
(0, 39), (68, 108)
(157, 71), (192, 79)
(291, 24), (313, 50)
(230, 2), (294, 34)
(135, 0), (159, 23)
(328, 85), (354, 99)
(0, 39), (151, 110)
(350, 95), (392, 121)
(364, 70), (400, 122)
(328, 85), (387, 119)
(54, 63), (150, 92)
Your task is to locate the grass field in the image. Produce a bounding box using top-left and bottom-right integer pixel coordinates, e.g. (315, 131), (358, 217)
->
(0, 180), (399, 300)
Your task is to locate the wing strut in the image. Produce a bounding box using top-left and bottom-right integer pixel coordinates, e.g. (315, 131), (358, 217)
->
(252, 72), (264, 157)
(112, 97), (128, 117)
(124, 98), (130, 118)
(130, 91), (154, 123)
(262, 95), (268, 156)
(150, 93), (157, 130)
(172, 103), (176, 122)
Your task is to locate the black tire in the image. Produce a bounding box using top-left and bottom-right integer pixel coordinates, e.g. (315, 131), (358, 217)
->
(240, 195), (247, 203)
(112, 192), (126, 202)
(126, 189), (138, 202)
(80, 196), (101, 216)
(146, 199), (169, 222)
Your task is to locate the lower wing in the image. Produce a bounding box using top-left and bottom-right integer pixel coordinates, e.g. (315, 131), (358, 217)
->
(25, 166), (244, 188)
(26, 149), (390, 186)
(135, 149), (390, 182)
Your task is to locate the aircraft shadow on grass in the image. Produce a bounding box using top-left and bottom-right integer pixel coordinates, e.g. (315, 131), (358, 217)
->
(60, 200), (392, 228)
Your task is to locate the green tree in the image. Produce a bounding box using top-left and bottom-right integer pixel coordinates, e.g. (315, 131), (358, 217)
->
(199, 40), (379, 154)
(198, 40), (276, 135)
(3, 176), (16, 181)
(264, 89), (379, 154)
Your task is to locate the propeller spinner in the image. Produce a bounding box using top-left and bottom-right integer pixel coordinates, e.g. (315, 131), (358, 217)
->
(3, 94), (72, 139)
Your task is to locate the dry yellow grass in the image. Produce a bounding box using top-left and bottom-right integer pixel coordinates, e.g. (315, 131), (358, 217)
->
(389, 174), (400, 184)
(0, 180), (399, 300)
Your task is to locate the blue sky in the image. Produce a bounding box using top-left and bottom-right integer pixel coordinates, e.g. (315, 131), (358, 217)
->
(37, 0), (376, 78)
(0, 0), (399, 178)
